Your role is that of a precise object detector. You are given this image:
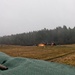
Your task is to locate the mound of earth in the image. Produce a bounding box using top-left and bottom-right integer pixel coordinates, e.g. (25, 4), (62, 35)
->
(0, 52), (75, 75)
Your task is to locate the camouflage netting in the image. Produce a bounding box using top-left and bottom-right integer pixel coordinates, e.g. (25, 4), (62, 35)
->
(0, 52), (75, 75)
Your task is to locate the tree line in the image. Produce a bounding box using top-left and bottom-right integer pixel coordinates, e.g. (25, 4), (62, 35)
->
(0, 25), (75, 46)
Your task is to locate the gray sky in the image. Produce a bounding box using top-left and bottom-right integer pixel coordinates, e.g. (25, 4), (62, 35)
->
(0, 0), (75, 36)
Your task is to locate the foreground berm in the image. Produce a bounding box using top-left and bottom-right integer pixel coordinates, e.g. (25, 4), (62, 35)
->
(0, 52), (75, 75)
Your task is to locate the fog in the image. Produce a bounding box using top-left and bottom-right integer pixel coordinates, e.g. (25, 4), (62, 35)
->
(0, 0), (75, 36)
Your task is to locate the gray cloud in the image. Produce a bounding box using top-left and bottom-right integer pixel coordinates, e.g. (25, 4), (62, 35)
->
(0, 0), (75, 36)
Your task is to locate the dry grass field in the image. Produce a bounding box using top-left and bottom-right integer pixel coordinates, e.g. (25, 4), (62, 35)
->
(0, 44), (75, 66)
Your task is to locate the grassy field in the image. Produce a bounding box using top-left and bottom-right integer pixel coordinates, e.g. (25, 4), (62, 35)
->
(0, 44), (75, 66)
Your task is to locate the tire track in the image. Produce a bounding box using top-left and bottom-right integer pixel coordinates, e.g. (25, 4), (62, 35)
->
(45, 51), (75, 61)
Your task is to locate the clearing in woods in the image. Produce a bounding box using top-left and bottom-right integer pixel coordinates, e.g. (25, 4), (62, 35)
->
(0, 44), (75, 66)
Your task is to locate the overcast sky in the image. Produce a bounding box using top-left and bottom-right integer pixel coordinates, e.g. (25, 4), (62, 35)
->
(0, 0), (75, 36)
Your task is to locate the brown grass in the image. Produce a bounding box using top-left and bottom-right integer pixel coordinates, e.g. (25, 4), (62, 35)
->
(0, 44), (75, 66)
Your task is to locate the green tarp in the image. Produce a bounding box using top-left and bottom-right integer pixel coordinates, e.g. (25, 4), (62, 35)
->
(0, 52), (75, 75)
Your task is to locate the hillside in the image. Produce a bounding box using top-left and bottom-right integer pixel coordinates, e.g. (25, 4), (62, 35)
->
(0, 26), (75, 46)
